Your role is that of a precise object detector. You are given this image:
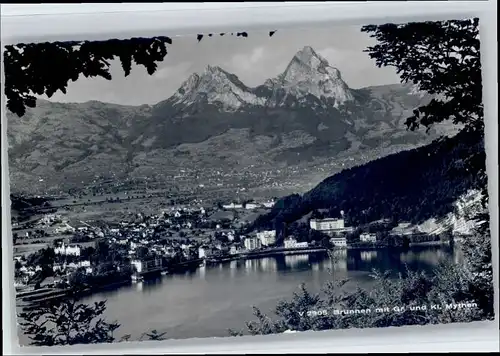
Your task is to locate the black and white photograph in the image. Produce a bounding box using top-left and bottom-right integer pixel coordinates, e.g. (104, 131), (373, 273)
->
(3, 18), (495, 347)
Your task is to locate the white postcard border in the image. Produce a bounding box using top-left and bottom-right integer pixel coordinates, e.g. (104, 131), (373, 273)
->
(1, 2), (498, 354)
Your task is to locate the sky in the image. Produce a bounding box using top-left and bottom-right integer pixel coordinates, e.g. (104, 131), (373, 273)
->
(41, 24), (401, 106)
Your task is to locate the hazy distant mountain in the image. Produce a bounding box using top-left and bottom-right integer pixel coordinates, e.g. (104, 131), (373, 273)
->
(6, 46), (459, 194)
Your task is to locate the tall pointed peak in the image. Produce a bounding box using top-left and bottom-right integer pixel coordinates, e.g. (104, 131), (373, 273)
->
(204, 64), (224, 74)
(294, 46), (320, 60)
(263, 45), (354, 107)
(291, 46), (328, 68)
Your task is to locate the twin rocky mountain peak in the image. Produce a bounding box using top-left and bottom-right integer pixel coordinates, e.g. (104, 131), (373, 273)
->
(169, 46), (354, 111)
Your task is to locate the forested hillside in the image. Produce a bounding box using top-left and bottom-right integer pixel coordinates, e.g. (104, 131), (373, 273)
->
(253, 129), (485, 232)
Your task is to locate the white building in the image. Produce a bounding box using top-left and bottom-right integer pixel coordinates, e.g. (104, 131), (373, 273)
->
(79, 260), (91, 267)
(198, 246), (215, 259)
(310, 218), (345, 230)
(360, 233), (377, 243)
(310, 218), (354, 236)
(284, 237), (309, 249)
(229, 245), (242, 255)
(245, 203), (261, 210)
(53, 264), (64, 272)
(222, 203), (243, 210)
(54, 243), (81, 256)
(163, 246), (176, 258)
(329, 237), (347, 248)
(131, 256), (162, 274)
(257, 230), (276, 246)
(262, 200), (275, 208)
(244, 236), (262, 251)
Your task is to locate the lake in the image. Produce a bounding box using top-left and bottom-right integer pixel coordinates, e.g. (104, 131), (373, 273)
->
(17, 245), (462, 344)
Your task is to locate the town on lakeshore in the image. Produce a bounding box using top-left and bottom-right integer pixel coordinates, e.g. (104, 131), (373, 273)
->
(12, 192), (456, 309)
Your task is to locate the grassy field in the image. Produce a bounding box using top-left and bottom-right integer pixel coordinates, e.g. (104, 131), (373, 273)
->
(13, 243), (49, 257)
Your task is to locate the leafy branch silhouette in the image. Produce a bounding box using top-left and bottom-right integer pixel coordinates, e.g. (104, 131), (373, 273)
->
(3, 31), (277, 118)
(361, 18), (482, 134)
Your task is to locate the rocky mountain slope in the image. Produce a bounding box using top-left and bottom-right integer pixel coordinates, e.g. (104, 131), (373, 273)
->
(6, 46), (458, 194)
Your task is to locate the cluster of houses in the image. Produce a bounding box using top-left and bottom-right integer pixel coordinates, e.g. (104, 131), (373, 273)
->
(14, 198), (399, 288)
(13, 243), (93, 289)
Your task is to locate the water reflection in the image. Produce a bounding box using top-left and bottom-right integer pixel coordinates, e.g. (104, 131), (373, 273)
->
(110, 247), (461, 296)
(244, 259), (256, 273)
(260, 258), (278, 272)
(73, 245), (461, 342)
(360, 251), (378, 262)
(400, 248), (448, 266)
(229, 260), (237, 278)
(284, 254), (309, 269)
(325, 258), (347, 271)
(243, 257), (278, 273)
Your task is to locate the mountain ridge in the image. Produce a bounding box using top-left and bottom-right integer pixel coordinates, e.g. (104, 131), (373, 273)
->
(7, 45), (457, 195)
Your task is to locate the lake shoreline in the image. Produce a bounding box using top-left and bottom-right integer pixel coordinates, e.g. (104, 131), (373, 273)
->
(17, 245), (460, 344)
(17, 243), (452, 308)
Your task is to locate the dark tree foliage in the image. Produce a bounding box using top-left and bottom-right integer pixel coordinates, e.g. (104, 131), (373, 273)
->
(361, 18), (489, 220)
(68, 266), (132, 290)
(361, 18), (482, 134)
(10, 194), (52, 210)
(139, 329), (167, 341)
(4, 37), (172, 117)
(27, 247), (56, 268)
(94, 239), (110, 262)
(19, 298), (120, 346)
(4, 31), (276, 118)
